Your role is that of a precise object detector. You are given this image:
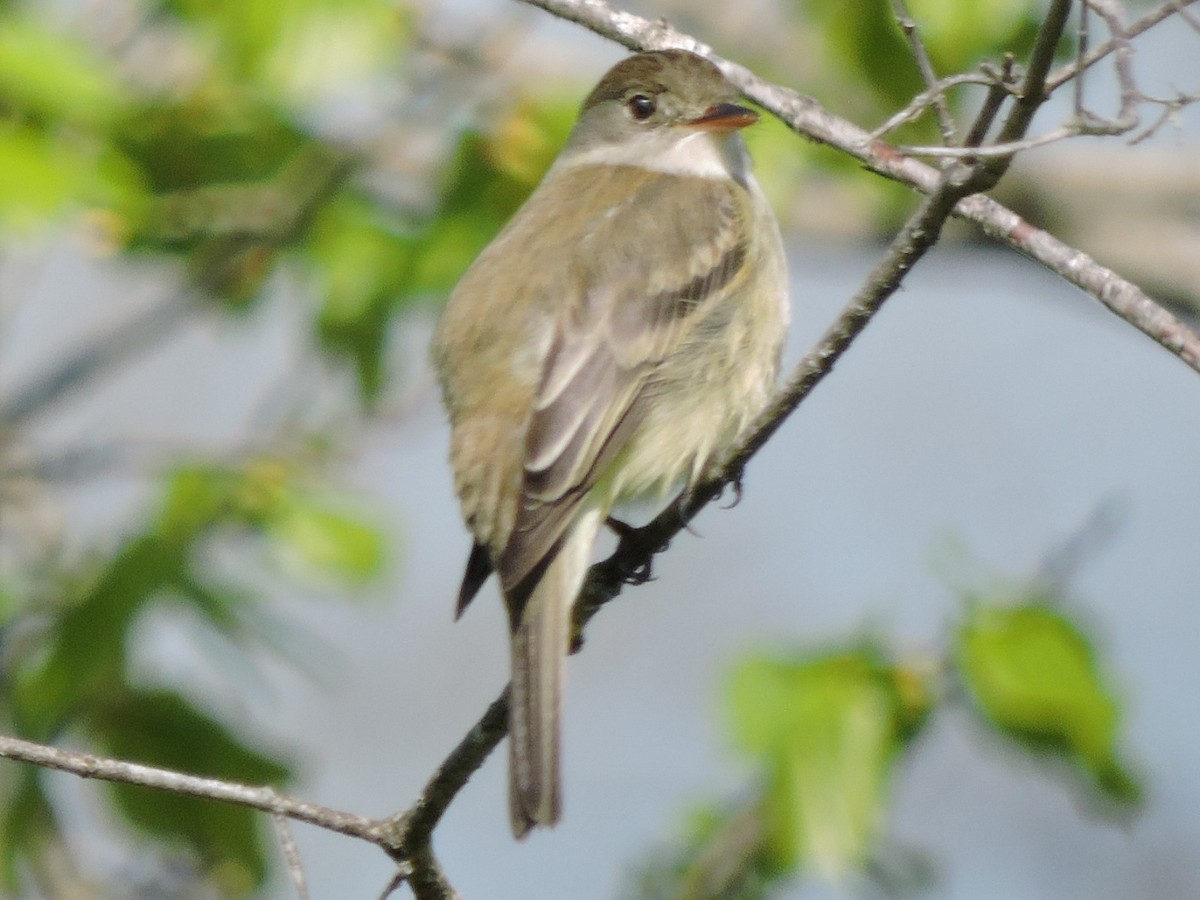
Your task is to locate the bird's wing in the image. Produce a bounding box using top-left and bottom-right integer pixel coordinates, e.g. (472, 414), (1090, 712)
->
(496, 165), (752, 623)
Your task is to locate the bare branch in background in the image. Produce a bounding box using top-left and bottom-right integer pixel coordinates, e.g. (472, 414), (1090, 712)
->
(0, 289), (201, 431)
(273, 814), (311, 900)
(899, 123), (1086, 157)
(890, 0), (958, 143)
(1046, 0), (1199, 89)
(1080, 0), (1140, 132)
(1131, 87), (1200, 141)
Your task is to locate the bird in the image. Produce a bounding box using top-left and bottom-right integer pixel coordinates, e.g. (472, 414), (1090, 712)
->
(432, 48), (789, 838)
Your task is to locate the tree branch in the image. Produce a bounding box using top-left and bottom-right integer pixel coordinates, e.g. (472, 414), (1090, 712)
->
(516, 0), (1200, 374)
(866, 71), (1006, 143)
(994, 0), (1074, 147)
(0, 731), (459, 897)
(0, 733), (378, 841)
(1046, 0), (1199, 90)
(272, 813), (311, 900)
(890, 0), (958, 144)
(377, 690), (510, 848)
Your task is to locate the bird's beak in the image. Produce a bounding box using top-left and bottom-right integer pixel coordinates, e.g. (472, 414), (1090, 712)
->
(685, 102), (759, 131)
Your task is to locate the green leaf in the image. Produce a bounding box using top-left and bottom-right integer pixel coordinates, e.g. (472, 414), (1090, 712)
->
(0, 126), (150, 233)
(799, 0), (923, 114)
(727, 649), (930, 877)
(116, 94), (308, 203)
(306, 96), (574, 398)
(156, 0), (406, 105)
(267, 490), (385, 584)
(309, 195), (417, 397)
(156, 466), (243, 542)
(0, 127), (90, 229)
(112, 93), (319, 305)
(312, 197), (414, 325)
(956, 601), (1140, 806)
(13, 537), (186, 739)
(408, 100), (576, 296)
(88, 689), (292, 893)
(0, 14), (130, 127)
(14, 462), (281, 736)
(400, 130), (528, 299)
(0, 581), (14, 628)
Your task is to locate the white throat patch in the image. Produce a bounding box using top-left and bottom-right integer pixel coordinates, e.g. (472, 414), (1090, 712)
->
(556, 127), (750, 181)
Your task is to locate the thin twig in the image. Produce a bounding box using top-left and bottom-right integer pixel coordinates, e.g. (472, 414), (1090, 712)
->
(890, 0), (958, 143)
(1177, 0), (1200, 33)
(379, 690), (510, 848)
(0, 730), (465, 896)
(881, 0), (1198, 146)
(273, 814), (310, 900)
(866, 72), (997, 142)
(993, 0), (1075, 148)
(1084, 0), (1141, 132)
(378, 868), (410, 900)
(961, 56), (1017, 148)
(0, 733), (378, 840)
(1046, 0), (1199, 90)
(900, 124), (1079, 158)
(1129, 88), (1200, 142)
(1076, 0), (1091, 116)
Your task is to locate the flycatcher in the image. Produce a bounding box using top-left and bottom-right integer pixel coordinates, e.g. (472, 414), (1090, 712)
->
(433, 49), (789, 837)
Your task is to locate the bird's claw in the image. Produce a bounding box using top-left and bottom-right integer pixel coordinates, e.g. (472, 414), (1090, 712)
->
(719, 468), (745, 509)
(606, 516), (665, 585)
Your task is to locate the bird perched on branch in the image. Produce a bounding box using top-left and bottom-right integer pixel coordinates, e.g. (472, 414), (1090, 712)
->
(433, 48), (789, 837)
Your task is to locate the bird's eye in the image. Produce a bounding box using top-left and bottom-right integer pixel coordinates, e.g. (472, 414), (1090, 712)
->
(627, 94), (656, 121)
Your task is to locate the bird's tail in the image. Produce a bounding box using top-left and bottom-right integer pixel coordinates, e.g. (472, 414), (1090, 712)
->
(507, 508), (602, 838)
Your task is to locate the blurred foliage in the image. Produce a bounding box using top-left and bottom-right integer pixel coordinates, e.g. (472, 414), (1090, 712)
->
(795, 0), (1046, 132)
(727, 648), (930, 878)
(312, 98), (576, 394)
(0, 0), (569, 399)
(957, 597), (1141, 807)
(92, 689), (291, 893)
(629, 572), (1138, 899)
(1, 459), (382, 894)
